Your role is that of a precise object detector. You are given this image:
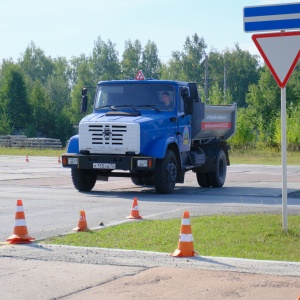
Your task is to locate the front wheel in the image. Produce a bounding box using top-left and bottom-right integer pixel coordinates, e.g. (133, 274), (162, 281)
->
(71, 169), (97, 191)
(209, 148), (227, 187)
(131, 177), (144, 186)
(131, 177), (153, 186)
(153, 149), (177, 194)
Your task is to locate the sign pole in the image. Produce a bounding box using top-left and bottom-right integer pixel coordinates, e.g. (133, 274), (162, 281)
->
(281, 86), (288, 232)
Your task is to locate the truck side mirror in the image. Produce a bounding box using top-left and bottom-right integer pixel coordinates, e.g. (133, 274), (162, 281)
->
(180, 87), (189, 99)
(81, 87), (88, 114)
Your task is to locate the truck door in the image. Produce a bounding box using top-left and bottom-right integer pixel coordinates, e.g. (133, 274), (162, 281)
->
(177, 87), (191, 152)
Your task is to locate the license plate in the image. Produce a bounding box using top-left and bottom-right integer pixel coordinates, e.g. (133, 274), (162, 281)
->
(93, 163), (116, 169)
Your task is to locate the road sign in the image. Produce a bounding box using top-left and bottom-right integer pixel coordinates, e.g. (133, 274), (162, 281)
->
(135, 70), (145, 80)
(244, 2), (300, 32)
(252, 31), (300, 88)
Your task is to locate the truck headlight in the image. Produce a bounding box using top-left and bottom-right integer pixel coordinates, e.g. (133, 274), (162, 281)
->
(132, 157), (154, 169)
(137, 159), (148, 167)
(68, 157), (78, 165)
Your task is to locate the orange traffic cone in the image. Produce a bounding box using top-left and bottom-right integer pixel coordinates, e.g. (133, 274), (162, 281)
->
(73, 210), (90, 232)
(58, 156), (61, 163)
(126, 197), (142, 219)
(171, 211), (197, 257)
(6, 199), (35, 244)
(26, 155), (29, 162)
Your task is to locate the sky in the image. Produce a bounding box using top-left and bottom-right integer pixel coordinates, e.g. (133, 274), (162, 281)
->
(0, 0), (294, 63)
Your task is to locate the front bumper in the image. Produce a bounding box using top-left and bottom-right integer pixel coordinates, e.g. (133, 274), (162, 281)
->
(62, 154), (155, 172)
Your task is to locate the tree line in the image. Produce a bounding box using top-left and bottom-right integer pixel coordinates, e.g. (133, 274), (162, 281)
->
(0, 33), (299, 150)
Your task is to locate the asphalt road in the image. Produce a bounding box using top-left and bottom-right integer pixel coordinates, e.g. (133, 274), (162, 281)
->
(1, 155), (300, 299)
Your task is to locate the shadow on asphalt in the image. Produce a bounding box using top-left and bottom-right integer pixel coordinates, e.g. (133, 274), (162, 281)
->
(79, 185), (300, 206)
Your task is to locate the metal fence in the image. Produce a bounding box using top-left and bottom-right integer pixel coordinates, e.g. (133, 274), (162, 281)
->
(0, 135), (62, 149)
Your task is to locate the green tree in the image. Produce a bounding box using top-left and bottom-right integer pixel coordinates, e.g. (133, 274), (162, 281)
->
(69, 79), (87, 126)
(0, 111), (12, 134)
(54, 107), (75, 146)
(208, 45), (260, 108)
(69, 54), (91, 87)
(28, 80), (54, 137)
(208, 82), (232, 105)
(121, 39), (142, 79)
(140, 41), (161, 79)
(19, 41), (55, 85)
(286, 63), (300, 107)
(167, 33), (207, 82)
(90, 36), (121, 81)
(45, 57), (71, 114)
(246, 66), (280, 147)
(229, 108), (256, 148)
(0, 62), (30, 132)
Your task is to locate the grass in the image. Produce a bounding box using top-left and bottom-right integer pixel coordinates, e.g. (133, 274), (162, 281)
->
(230, 148), (300, 165)
(40, 214), (300, 262)
(0, 147), (66, 157)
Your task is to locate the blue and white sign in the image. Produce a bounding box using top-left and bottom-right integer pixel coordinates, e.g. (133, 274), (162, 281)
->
(244, 2), (300, 32)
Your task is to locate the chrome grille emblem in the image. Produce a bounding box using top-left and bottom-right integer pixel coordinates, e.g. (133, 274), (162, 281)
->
(104, 128), (111, 138)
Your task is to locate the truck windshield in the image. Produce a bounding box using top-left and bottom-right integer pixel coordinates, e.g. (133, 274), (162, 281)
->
(95, 84), (175, 111)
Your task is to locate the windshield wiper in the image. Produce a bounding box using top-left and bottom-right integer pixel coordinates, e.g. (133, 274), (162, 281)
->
(135, 105), (161, 112)
(113, 105), (139, 112)
(98, 105), (117, 111)
(98, 104), (160, 113)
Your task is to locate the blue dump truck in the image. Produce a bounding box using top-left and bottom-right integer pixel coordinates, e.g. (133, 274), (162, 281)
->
(62, 71), (237, 194)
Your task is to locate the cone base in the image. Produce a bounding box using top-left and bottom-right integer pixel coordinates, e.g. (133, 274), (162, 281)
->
(171, 249), (197, 257)
(73, 227), (90, 232)
(126, 215), (142, 219)
(126, 216), (143, 220)
(6, 234), (35, 244)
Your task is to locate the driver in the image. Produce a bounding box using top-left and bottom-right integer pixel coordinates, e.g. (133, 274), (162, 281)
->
(161, 92), (173, 109)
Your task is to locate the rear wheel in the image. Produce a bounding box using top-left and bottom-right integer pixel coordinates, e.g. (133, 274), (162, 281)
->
(196, 172), (211, 187)
(71, 169), (97, 191)
(153, 149), (177, 194)
(209, 148), (227, 187)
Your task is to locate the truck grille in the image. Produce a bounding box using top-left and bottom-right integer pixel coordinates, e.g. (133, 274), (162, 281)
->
(89, 124), (126, 145)
(79, 122), (140, 154)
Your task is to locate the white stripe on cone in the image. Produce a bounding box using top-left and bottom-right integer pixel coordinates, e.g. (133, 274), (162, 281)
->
(181, 218), (190, 225)
(179, 234), (193, 242)
(14, 219), (27, 226)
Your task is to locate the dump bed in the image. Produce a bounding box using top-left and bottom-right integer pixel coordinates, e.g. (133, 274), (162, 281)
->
(191, 102), (237, 141)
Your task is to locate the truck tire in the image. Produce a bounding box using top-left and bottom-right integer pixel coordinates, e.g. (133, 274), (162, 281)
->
(196, 172), (211, 187)
(131, 177), (144, 186)
(153, 149), (177, 194)
(71, 169), (97, 191)
(209, 148), (227, 187)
